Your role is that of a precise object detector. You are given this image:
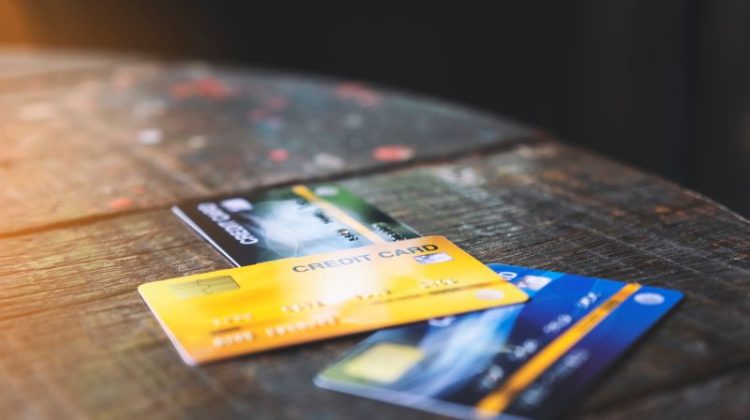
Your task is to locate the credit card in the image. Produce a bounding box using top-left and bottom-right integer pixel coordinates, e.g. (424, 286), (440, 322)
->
(138, 237), (528, 365)
(172, 184), (419, 266)
(316, 264), (683, 420)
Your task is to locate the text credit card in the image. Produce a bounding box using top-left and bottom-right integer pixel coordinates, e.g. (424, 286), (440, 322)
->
(172, 184), (419, 266)
(316, 263), (683, 420)
(138, 237), (528, 365)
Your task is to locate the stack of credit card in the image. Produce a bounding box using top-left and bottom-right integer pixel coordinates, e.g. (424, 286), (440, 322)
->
(138, 183), (683, 419)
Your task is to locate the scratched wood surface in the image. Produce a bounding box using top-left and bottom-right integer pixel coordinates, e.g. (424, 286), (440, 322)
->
(1, 50), (749, 420)
(0, 49), (531, 236)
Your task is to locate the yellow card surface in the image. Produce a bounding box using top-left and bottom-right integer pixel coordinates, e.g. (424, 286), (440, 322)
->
(138, 236), (528, 364)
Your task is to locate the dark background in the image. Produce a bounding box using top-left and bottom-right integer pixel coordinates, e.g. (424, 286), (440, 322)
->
(2, 1), (749, 217)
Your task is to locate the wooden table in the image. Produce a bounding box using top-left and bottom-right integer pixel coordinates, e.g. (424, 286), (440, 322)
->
(1, 49), (748, 420)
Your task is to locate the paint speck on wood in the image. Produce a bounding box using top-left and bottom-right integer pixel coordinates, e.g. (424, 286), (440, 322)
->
(108, 197), (133, 210)
(373, 145), (415, 162)
(336, 83), (380, 107)
(170, 77), (231, 100)
(314, 153), (345, 169)
(268, 148), (289, 163)
(136, 129), (162, 145)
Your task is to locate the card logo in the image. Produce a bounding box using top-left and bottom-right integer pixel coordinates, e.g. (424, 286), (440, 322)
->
(516, 275), (552, 292)
(497, 271), (519, 281)
(220, 198), (253, 212)
(413, 252), (453, 265)
(634, 292), (665, 305)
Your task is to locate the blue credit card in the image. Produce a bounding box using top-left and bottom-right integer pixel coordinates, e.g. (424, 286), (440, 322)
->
(315, 264), (683, 420)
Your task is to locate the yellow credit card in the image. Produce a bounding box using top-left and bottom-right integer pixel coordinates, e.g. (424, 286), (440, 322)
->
(138, 236), (528, 364)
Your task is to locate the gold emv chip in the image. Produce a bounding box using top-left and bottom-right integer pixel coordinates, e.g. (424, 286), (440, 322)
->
(168, 276), (239, 299)
(343, 343), (424, 383)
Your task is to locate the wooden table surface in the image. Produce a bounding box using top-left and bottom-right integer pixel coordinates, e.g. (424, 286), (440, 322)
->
(1, 49), (748, 420)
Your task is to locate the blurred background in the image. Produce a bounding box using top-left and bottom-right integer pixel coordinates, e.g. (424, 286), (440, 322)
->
(2, 1), (748, 217)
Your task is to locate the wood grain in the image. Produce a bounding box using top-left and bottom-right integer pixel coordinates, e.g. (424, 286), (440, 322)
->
(1, 142), (748, 419)
(0, 50), (532, 236)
